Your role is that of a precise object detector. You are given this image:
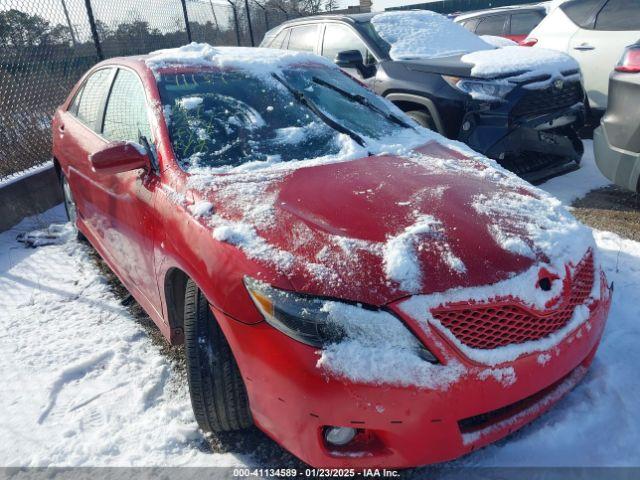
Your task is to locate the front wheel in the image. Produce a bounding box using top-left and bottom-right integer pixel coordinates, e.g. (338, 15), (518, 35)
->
(183, 279), (252, 432)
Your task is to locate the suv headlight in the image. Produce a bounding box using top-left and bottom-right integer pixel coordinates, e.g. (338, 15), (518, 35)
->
(244, 276), (438, 363)
(443, 75), (514, 101)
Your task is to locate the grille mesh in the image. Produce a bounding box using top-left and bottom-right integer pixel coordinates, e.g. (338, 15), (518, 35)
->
(432, 252), (595, 350)
(512, 81), (583, 118)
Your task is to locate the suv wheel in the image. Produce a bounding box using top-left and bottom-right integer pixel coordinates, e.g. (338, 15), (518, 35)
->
(184, 279), (252, 432)
(406, 109), (436, 131)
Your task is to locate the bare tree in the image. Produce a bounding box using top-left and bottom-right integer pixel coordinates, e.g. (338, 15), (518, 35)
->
(324, 0), (339, 11)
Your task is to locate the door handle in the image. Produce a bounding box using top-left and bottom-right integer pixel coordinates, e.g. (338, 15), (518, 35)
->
(574, 43), (595, 51)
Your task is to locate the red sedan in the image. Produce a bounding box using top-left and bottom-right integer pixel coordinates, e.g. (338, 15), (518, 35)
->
(52, 44), (611, 469)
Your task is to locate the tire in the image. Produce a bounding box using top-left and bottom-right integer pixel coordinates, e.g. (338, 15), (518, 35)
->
(184, 279), (252, 432)
(60, 172), (86, 242)
(406, 109), (437, 131)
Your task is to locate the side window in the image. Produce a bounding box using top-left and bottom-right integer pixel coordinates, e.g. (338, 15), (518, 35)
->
(68, 84), (85, 116)
(102, 69), (152, 143)
(510, 12), (544, 35)
(461, 18), (479, 32)
(475, 15), (507, 36)
(322, 24), (375, 65)
(76, 69), (112, 129)
(560, 0), (603, 28)
(271, 29), (290, 49)
(287, 24), (319, 53)
(595, 0), (640, 30)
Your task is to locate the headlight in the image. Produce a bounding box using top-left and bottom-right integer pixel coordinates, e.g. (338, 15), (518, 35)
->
(442, 75), (514, 101)
(243, 276), (438, 363)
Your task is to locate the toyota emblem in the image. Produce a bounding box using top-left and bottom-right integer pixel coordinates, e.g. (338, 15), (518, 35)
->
(553, 79), (564, 90)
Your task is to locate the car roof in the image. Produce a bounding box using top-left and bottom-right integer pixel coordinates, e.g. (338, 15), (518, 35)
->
(275, 11), (377, 28)
(455, 2), (547, 21)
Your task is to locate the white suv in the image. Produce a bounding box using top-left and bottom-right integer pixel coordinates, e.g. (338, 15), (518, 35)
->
(525, 0), (640, 113)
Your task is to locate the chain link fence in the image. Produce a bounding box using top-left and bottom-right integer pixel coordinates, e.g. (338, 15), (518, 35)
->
(0, 0), (315, 178)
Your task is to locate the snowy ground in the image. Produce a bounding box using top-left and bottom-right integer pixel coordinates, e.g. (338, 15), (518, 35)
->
(0, 142), (638, 470)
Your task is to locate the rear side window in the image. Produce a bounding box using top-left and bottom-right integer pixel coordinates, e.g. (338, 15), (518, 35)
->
(288, 24), (319, 52)
(102, 69), (152, 142)
(510, 12), (543, 35)
(76, 69), (112, 129)
(560, 0), (603, 28)
(595, 0), (640, 30)
(475, 15), (507, 35)
(460, 18), (479, 32)
(68, 84), (85, 116)
(270, 29), (290, 48)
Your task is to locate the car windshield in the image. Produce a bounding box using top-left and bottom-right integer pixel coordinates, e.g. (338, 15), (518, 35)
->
(157, 64), (414, 171)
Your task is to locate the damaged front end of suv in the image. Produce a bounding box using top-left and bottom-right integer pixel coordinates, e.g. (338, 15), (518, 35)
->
(446, 68), (586, 183)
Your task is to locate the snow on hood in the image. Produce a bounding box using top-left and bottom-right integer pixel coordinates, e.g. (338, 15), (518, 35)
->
(461, 45), (580, 84)
(481, 35), (517, 48)
(371, 10), (579, 86)
(371, 10), (493, 60)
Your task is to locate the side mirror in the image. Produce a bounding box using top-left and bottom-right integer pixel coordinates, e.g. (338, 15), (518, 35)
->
(335, 50), (365, 71)
(89, 141), (150, 175)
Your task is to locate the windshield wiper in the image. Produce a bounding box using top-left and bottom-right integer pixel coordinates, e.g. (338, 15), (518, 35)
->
(311, 76), (414, 130)
(271, 73), (366, 148)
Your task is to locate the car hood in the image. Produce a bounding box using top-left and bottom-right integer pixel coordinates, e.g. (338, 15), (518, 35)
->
(199, 141), (591, 306)
(399, 46), (579, 82)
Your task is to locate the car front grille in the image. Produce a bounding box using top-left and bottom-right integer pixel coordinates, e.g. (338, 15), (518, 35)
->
(512, 81), (583, 118)
(431, 251), (594, 350)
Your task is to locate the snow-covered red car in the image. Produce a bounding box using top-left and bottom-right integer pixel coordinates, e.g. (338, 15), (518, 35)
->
(51, 44), (612, 469)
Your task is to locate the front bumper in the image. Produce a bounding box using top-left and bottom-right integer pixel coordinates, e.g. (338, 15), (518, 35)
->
(459, 103), (585, 184)
(214, 275), (612, 469)
(594, 125), (640, 193)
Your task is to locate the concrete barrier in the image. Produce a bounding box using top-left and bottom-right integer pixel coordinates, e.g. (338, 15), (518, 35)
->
(0, 165), (63, 232)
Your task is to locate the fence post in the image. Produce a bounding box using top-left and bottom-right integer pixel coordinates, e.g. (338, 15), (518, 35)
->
(227, 0), (241, 46)
(84, 0), (103, 60)
(244, 0), (255, 46)
(180, 0), (193, 43)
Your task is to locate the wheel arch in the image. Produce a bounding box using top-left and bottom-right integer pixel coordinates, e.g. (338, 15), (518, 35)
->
(385, 92), (446, 135)
(163, 266), (191, 345)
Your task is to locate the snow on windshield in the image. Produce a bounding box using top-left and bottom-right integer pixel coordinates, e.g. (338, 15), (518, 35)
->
(371, 10), (493, 60)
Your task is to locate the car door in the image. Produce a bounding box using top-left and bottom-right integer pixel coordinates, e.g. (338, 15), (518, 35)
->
(568, 0), (640, 110)
(94, 67), (163, 316)
(57, 67), (115, 225)
(320, 22), (377, 85)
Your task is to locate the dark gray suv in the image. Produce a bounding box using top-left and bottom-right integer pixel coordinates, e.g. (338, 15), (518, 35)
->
(261, 11), (587, 183)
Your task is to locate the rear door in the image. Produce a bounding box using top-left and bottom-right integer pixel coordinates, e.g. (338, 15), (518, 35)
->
(285, 24), (320, 53)
(56, 67), (115, 233)
(568, 0), (640, 109)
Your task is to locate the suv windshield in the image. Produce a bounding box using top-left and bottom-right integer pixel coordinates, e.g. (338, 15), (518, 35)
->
(157, 64), (414, 172)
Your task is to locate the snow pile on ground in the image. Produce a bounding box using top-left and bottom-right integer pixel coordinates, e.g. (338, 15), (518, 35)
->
(371, 11), (492, 60)
(541, 140), (610, 204)
(0, 207), (240, 467)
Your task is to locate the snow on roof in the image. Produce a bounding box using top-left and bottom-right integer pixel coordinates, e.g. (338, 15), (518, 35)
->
(145, 42), (334, 75)
(371, 10), (493, 61)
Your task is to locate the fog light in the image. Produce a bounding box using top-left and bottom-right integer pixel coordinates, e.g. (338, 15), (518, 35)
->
(324, 426), (357, 446)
